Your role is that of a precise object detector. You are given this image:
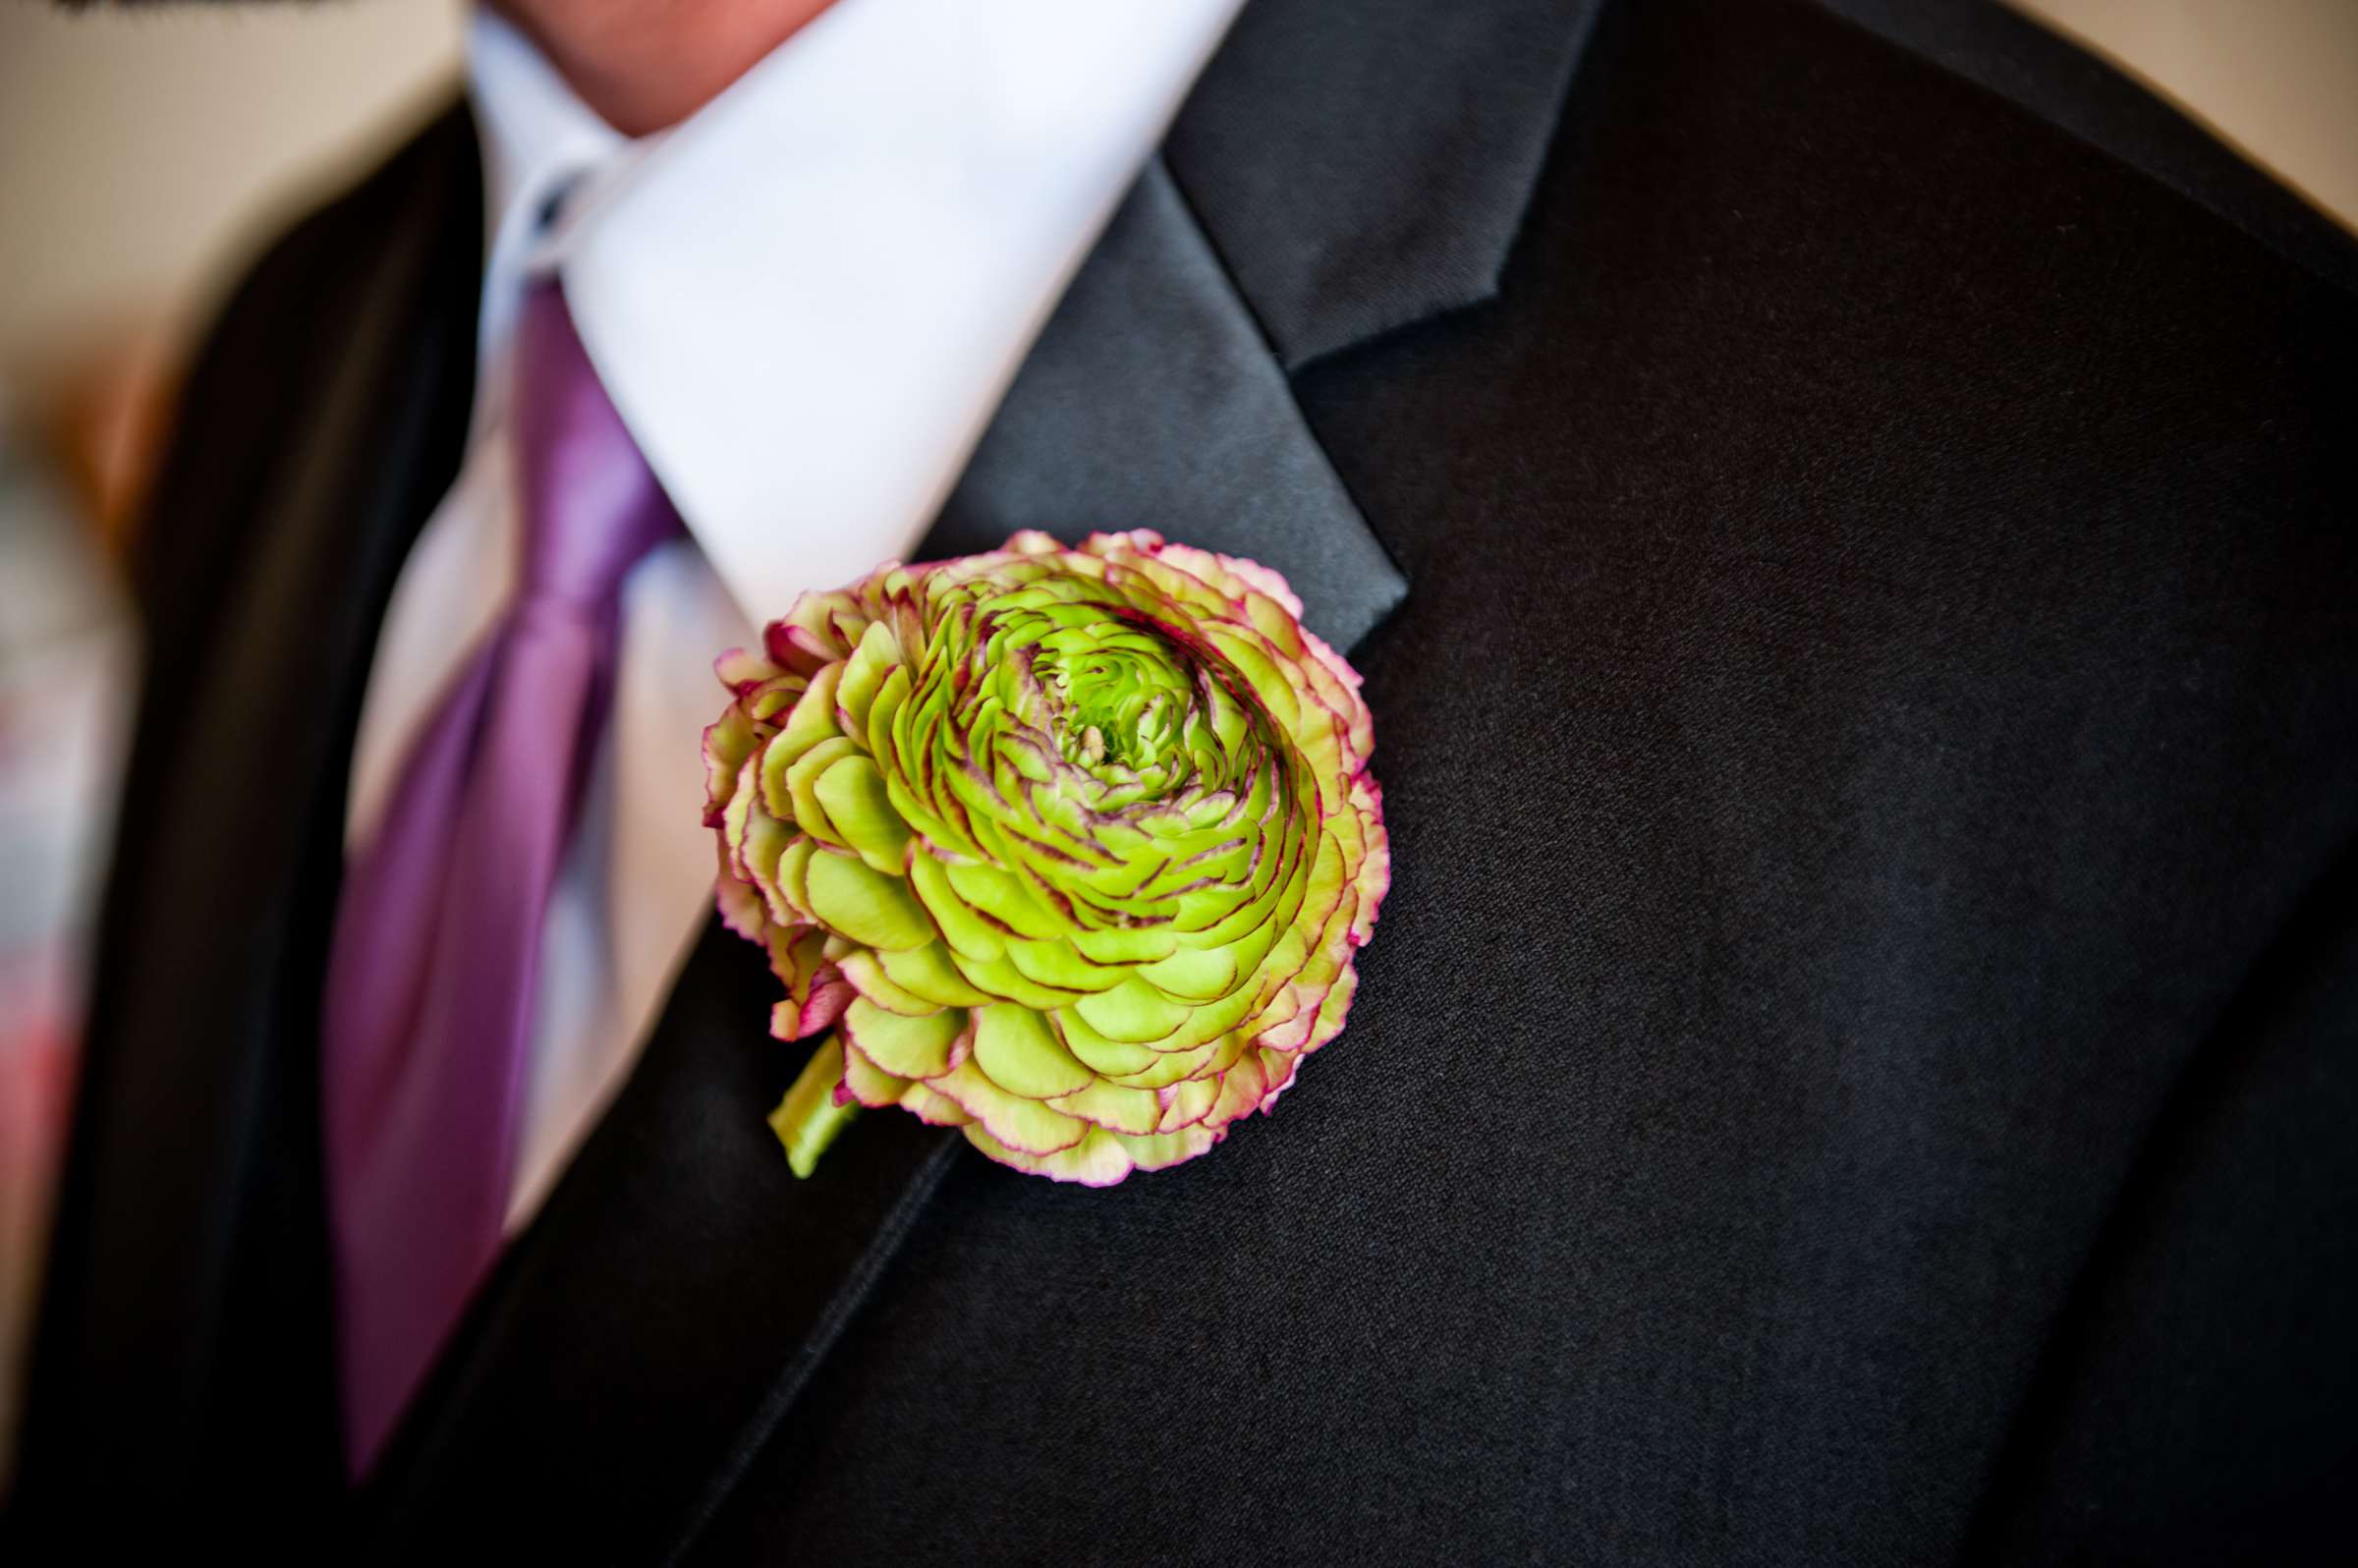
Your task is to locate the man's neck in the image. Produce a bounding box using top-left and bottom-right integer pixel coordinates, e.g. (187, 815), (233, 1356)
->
(487, 0), (840, 137)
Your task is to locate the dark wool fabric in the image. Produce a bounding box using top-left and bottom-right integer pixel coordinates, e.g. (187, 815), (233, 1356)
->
(14, 1), (2356, 1563)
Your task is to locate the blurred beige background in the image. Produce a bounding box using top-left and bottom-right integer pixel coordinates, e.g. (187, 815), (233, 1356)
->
(0, 0), (461, 378)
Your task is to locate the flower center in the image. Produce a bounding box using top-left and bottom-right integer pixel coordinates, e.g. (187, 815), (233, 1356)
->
(1036, 625), (1194, 775)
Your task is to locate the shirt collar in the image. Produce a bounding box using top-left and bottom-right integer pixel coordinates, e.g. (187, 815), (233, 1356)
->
(464, 0), (1245, 626)
(466, 11), (627, 367)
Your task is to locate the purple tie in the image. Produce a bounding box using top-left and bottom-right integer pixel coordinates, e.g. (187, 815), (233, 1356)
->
(322, 278), (681, 1474)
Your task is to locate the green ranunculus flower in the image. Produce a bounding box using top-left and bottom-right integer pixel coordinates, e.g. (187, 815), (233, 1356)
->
(704, 531), (1387, 1185)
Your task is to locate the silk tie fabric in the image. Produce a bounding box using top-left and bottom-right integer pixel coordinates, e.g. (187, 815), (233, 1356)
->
(321, 277), (681, 1474)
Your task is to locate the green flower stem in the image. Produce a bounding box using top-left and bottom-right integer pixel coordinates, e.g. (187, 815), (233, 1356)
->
(769, 1035), (860, 1178)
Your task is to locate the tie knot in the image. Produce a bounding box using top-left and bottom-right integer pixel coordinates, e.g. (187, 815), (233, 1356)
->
(511, 278), (683, 605)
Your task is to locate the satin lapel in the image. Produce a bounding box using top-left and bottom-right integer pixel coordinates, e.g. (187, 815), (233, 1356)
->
(931, 158), (1405, 652)
(1164, 0), (1608, 368)
(360, 2), (1604, 1558)
(18, 104), (480, 1536)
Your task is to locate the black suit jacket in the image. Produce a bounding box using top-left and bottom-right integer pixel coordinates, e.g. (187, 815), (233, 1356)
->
(17, 1), (2358, 1562)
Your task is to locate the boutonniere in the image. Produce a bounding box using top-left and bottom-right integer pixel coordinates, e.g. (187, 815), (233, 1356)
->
(702, 531), (1387, 1185)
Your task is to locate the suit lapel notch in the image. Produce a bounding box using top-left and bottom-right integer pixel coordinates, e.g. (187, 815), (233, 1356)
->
(937, 154), (1408, 653)
(1164, 0), (1610, 371)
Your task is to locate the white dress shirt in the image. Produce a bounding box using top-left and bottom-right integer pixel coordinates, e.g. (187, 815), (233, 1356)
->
(345, 0), (1245, 1231)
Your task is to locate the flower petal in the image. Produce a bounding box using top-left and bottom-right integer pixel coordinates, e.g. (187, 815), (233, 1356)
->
(840, 996), (968, 1079)
(964, 1124), (1135, 1185)
(971, 1003), (1095, 1099)
(806, 849), (935, 951)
